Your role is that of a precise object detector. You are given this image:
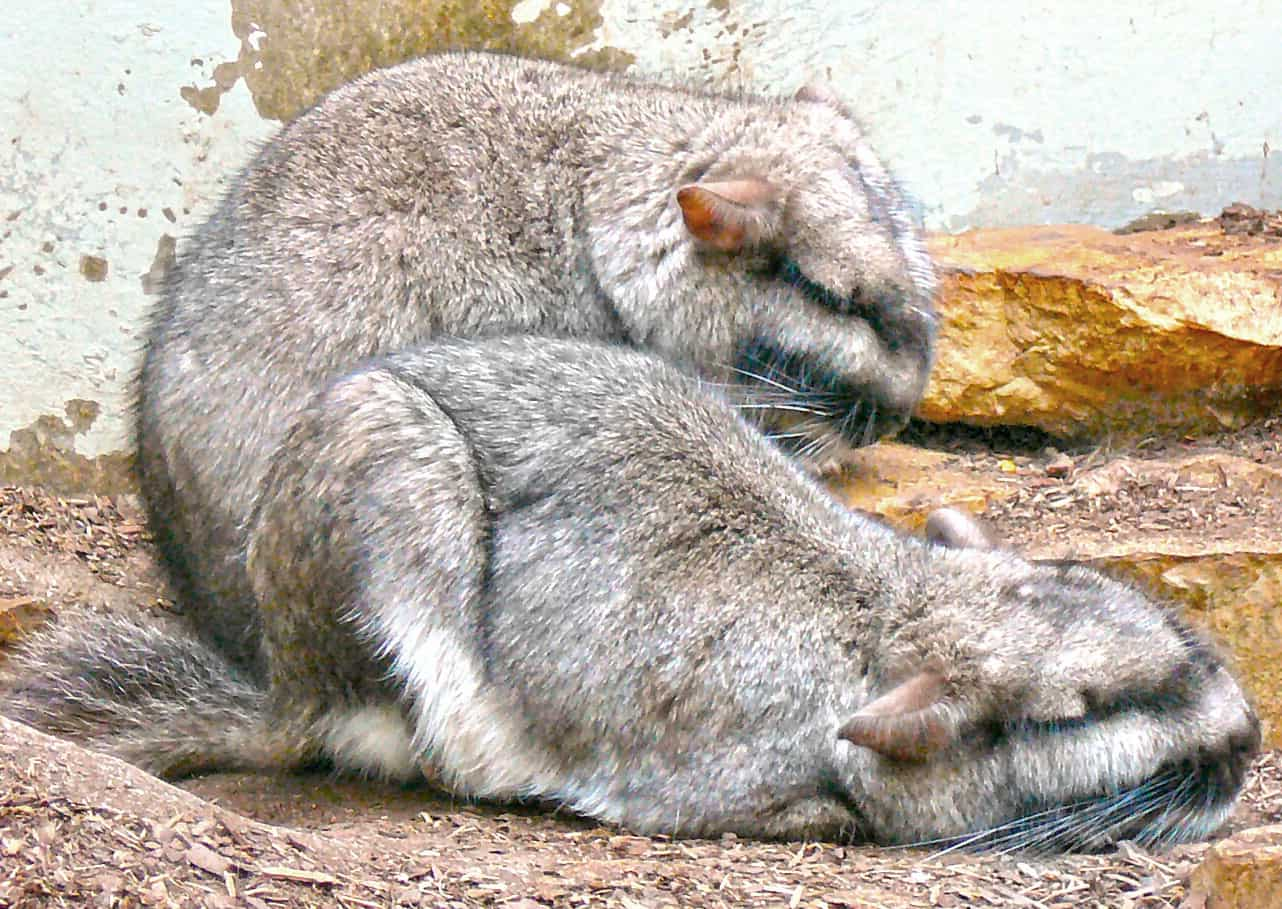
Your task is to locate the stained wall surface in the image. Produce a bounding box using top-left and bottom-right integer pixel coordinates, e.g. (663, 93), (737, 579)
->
(2, 0), (1279, 486)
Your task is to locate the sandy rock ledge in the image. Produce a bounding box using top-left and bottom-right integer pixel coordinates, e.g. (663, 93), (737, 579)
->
(921, 222), (1282, 439)
(1187, 824), (1282, 909)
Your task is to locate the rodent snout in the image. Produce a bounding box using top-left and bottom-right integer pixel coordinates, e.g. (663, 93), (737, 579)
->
(1205, 670), (1261, 791)
(1214, 667), (1261, 752)
(1231, 702), (1262, 760)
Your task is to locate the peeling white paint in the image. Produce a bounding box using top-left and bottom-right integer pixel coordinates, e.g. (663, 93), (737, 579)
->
(511, 0), (554, 26)
(1, 3), (273, 460)
(585, 0), (1281, 231)
(1132, 181), (1187, 204)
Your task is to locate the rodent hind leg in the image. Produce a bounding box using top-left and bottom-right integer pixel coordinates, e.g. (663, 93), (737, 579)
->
(246, 364), (550, 799)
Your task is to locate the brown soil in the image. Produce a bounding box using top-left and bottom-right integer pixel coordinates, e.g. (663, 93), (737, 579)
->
(898, 415), (1282, 556)
(1, 418), (1280, 908)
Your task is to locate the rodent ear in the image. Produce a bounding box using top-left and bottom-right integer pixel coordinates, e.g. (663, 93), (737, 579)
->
(676, 180), (779, 253)
(794, 81), (843, 107)
(924, 507), (998, 551)
(837, 671), (958, 762)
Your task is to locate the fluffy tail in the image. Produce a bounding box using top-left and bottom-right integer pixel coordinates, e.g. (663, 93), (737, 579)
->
(0, 607), (280, 778)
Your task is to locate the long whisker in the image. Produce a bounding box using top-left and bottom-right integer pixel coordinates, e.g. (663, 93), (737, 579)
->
(908, 766), (1191, 857)
(735, 402), (835, 416)
(728, 364), (801, 395)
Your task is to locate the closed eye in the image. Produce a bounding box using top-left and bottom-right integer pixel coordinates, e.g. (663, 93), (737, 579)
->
(776, 257), (911, 355)
(991, 683), (1203, 746)
(777, 257), (859, 315)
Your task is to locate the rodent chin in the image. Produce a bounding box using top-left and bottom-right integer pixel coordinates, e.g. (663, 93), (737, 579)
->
(853, 744), (1252, 854)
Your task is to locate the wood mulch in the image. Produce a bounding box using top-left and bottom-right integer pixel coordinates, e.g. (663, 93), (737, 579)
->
(3, 719), (1279, 909)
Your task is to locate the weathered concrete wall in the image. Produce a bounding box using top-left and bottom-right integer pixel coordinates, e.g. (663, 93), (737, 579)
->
(600, 0), (1281, 232)
(2, 4), (274, 489)
(2, 0), (1279, 487)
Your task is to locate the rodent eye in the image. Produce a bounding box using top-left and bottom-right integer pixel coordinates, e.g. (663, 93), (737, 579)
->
(1081, 687), (1107, 713)
(1070, 679), (1200, 723)
(744, 250), (785, 279)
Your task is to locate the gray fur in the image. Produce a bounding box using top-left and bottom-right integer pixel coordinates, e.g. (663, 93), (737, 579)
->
(134, 52), (937, 676)
(926, 506), (998, 551)
(1, 608), (270, 778)
(3, 338), (1258, 849)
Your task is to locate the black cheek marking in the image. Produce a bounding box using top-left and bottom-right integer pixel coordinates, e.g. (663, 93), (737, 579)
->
(1106, 688), (1197, 722)
(778, 259), (860, 317)
(735, 337), (910, 446)
(999, 716), (1092, 744)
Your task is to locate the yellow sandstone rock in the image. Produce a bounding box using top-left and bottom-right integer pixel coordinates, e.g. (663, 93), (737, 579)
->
(1188, 824), (1282, 909)
(922, 224), (1282, 439)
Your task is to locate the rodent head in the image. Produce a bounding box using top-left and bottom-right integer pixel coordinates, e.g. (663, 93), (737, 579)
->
(675, 87), (937, 462)
(586, 83), (937, 465)
(833, 514), (1259, 851)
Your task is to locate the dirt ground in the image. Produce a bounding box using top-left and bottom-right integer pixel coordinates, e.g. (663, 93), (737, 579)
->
(1, 416), (1280, 908)
(899, 414), (1282, 556)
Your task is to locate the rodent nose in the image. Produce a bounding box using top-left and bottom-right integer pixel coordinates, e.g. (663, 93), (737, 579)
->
(1233, 703), (1262, 757)
(1211, 667), (1262, 757)
(1218, 702), (1262, 792)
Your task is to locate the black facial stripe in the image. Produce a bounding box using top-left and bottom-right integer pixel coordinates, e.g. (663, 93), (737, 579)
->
(776, 257), (932, 356)
(997, 686), (1199, 743)
(778, 257), (880, 323)
(974, 658), (1214, 759)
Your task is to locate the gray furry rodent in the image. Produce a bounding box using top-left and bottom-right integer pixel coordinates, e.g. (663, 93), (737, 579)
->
(3, 338), (1258, 850)
(134, 52), (936, 677)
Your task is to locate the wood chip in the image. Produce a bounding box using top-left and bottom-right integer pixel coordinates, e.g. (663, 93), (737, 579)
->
(259, 866), (339, 886)
(185, 842), (233, 876)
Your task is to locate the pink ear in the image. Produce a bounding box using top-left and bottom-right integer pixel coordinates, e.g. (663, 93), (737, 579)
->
(676, 179), (778, 253)
(925, 508), (998, 551)
(794, 81), (843, 107)
(837, 671), (957, 762)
